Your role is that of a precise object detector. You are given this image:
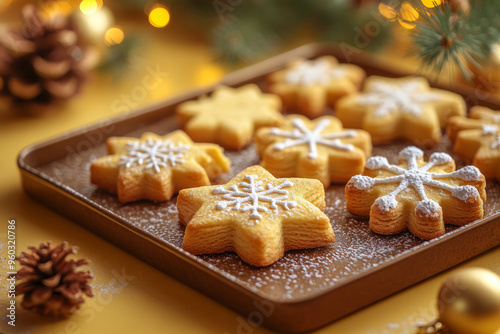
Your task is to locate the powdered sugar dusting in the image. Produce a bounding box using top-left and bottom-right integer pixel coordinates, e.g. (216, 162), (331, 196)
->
(351, 175), (375, 190)
(448, 165), (482, 182)
(349, 146), (482, 215)
(270, 118), (356, 159)
(356, 79), (441, 117)
(482, 124), (498, 135)
(213, 175), (297, 220)
(119, 138), (190, 173)
(416, 199), (441, 218)
(365, 156), (389, 170)
(34, 115), (499, 303)
(481, 124), (500, 149)
(375, 195), (398, 212)
(428, 152), (452, 165)
(399, 146), (423, 163)
(451, 185), (480, 202)
(285, 59), (348, 86)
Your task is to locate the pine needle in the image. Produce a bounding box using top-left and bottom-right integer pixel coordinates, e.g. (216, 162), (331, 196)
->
(407, 1), (500, 81)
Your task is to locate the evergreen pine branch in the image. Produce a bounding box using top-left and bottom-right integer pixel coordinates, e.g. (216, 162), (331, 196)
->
(407, 1), (500, 81)
(211, 0), (391, 66)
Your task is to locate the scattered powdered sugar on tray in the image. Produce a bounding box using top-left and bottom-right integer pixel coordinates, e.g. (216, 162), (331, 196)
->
(36, 116), (500, 302)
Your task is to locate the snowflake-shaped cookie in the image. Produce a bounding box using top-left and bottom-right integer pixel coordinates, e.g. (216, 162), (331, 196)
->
(267, 56), (365, 118)
(176, 84), (283, 150)
(90, 131), (231, 203)
(177, 166), (334, 267)
(345, 146), (486, 240)
(336, 76), (466, 147)
(255, 115), (372, 187)
(450, 106), (500, 180)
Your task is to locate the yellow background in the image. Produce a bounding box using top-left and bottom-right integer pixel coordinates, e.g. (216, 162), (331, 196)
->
(0, 4), (499, 334)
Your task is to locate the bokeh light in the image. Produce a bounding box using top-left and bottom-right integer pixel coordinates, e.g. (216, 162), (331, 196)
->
(105, 26), (124, 46)
(421, 0), (442, 8)
(379, 1), (419, 29)
(196, 63), (224, 86)
(148, 6), (170, 28)
(39, 0), (73, 19)
(75, 5), (114, 41)
(400, 2), (419, 21)
(379, 3), (397, 20)
(399, 2), (419, 29)
(80, 0), (103, 16)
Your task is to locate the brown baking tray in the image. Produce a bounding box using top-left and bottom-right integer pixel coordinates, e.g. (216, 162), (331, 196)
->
(18, 44), (500, 333)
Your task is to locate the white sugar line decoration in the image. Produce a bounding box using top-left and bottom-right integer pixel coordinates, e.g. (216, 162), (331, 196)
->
(492, 135), (500, 149)
(213, 175), (297, 220)
(119, 138), (190, 173)
(270, 119), (356, 159)
(481, 124), (500, 149)
(285, 59), (347, 86)
(351, 146), (482, 217)
(356, 80), (440, 117)
(482, 124), (498, 135)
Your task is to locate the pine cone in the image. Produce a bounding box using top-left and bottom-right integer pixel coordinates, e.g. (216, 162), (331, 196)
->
(16, 241), (94, 317)
(0, 5), (97, 115)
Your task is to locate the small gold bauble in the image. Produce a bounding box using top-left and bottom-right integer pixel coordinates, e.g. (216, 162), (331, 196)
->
(438, 267), (500, 334)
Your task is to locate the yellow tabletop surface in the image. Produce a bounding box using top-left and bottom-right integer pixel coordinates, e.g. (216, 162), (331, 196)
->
(0, 4), (499, 334)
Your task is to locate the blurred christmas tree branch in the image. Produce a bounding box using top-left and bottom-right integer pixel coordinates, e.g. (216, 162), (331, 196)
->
(173, 0), (391, 65)
(401, 0), (500, 81)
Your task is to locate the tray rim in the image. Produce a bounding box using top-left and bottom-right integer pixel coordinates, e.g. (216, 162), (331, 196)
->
(17, 42), (500, 331)
(16, 164), (500, 305)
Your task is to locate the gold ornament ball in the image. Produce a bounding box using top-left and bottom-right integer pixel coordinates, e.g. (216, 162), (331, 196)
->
(438, 267), (500, 334)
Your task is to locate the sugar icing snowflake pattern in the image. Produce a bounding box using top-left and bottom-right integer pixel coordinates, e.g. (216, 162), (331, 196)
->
(351, 147), (482, 216)
(213, 174), (297, 220)
(482, 124), (500, 149)
(90, 131), (231, 203)
(178, 166), (334, 267)
(346, 146), (486, 239)
(448, 107), (500, 181)
(270, 118), (356, 159)
(357, 79), (440, 117)
(267, 56), (366, 118)
(119, 138), (190, 173)
(285, 59), (347, 86)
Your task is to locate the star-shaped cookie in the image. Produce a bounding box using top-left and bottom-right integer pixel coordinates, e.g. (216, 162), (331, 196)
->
(254, 115), (372, 187)
(90, 131), (231, 203)
(449, 106), (500, 180)
(266, 56), (366, 118)
(177, 165), (334, 267)
(345, 146), (486, 240)
(447, 106), (500, 142)
(176, 84), (283, 150)
(336, 76), (466, 147)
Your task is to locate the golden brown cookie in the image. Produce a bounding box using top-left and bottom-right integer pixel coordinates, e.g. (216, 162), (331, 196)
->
(176, 84), (283, 150)
(345, 146), (486, 240)
(449, 106), (500, 180)
(266, 56), (365, 118)
(177, 165), (334, 267)
(336, 76), (466, 147)
(90, 131), (231, 203)
(254, 114), (372, 187)
(447, 106), (500, 142)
